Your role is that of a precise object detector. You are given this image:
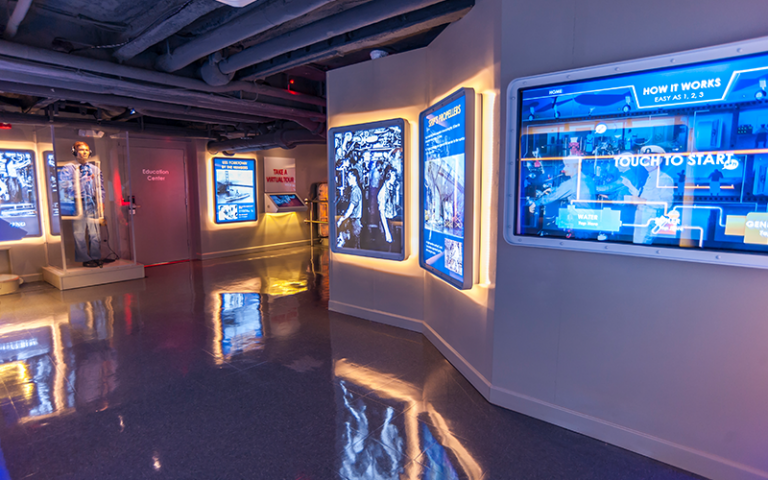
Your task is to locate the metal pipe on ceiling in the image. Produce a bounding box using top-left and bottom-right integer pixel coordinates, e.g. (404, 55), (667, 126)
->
(0, 39), (326, 106)
(237, 0), (473, 81)
(114, 0), (223, 61)
(155, 0), (336, 73)
(0, 67), (325, 126)
(3, 0), (34, 39)
(0, 78), (274, 125)
(134, 108), (241, 127)
(0, 111), (211, 138)
(206, 128), (326, 154)
(213, 0), (444, 77)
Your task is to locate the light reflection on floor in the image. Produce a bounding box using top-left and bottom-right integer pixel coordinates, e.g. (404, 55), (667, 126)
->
(0, 246), (702, 480)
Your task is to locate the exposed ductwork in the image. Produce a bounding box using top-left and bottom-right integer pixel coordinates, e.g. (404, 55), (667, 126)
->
(155, 0), (336, 73)
(114, 0), (223, 61)
(0, 40), (326, 106)
(208, 0), (444, 80)
(3, 0), (34, 39)
(0, 111), (211, 138)
(0, 79), (278, 126)
(237, 0), (473, 80)
(207, 128), (326, 154)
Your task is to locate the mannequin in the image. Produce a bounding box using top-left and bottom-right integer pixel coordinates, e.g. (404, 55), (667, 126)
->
(62, 142), (106, 267)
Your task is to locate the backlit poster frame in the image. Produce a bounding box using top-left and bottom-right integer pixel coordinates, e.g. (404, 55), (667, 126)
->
(328, 118), (408, 261)
(44, 151), (61, 236)
(0, 148), (41, 240)
(505, 36), (768, 269)
(212, 157), (258, 224)
(419, 88), (476, 289)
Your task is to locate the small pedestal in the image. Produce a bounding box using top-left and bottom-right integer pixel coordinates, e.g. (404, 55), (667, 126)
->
(42, 259), (145, 290)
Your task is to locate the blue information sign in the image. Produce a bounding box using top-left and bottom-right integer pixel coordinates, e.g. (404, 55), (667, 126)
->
(420, 88), (476, 289)
(213, 158), (257, 224)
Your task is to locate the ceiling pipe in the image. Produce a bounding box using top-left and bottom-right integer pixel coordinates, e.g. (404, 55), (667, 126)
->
(134, 108), (242, 127)
(0, 79), (275, 125)
(114, 0), (222, 61)
(206, 129), (326, 154)
(155, 0), (336, 73)
(0, 40), (326, 106)
(211, 0), (444, 79)
(238, 0), (473, 80)
(0, 67), (325, 126)
(3, 0), (34, 39)
(0, 111), (211, 138)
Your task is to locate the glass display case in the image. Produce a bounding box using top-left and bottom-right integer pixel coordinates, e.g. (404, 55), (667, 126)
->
(42, 128), (143, 289)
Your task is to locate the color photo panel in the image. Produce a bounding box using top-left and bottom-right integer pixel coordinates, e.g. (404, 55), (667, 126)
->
(419, 88), (475, 289)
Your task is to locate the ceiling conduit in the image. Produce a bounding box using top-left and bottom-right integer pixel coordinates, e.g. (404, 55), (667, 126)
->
(0, 61), (324, 120)
(0, 40), (326, 106)
(205, 0), (444, 82)
(207, 129), (326, 154)
(3, 0), (34, 39)
(155, 0), (336, 74)
(114, 0), (223, 61)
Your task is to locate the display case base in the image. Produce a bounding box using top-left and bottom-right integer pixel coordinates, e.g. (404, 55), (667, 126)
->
(42, 260), (145, 290)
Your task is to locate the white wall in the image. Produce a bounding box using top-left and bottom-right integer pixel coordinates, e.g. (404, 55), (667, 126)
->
(327, 0), (502, 393)
(195, 142), (327, 259)
(493, 1), (768, 479)
(328, 0), (768, 479)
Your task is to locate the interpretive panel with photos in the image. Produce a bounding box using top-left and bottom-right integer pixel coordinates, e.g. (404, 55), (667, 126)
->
(419, 88), (476, 289)
(213, 158), (257, 224)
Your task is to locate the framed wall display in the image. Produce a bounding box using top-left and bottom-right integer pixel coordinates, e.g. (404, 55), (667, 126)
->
(213, 157), (257, 224)
(329, 118), (407, 260)
(506, 37), (768, 268)
(43, 151), (61, 235)
(419, 88), (476, 289)
(0, 149), (41, 241)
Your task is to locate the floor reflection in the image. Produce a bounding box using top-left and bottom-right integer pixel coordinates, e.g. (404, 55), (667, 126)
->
(0, 247), (700, 480)
(211, 292), (264, 364)
(0, 296), (122, 425)
(334, 359), (482, 480)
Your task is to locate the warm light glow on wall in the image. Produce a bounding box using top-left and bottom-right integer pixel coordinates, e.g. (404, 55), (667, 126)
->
(329, 65), (499, 297)
(479, 91), (497, 286)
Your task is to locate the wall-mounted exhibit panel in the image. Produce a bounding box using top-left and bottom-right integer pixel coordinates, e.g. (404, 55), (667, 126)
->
(213, 157), (257, 224)
(329, 119), (407, 261)
(505, 37), (768, 268)
(420, 88), (476, 289)
(265, 193), (306, 213)
(0, 149), (41, 241)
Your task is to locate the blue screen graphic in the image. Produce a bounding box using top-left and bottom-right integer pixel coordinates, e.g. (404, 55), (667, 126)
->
(44, 152), (62, 236)
(422, 95), (466, 284)
(517, 50), (768, 253)
(0, 149), (40, 241)
(56, 164), (77, 218)
(213, 158), (257, 223)
(219, 293), (262, 358)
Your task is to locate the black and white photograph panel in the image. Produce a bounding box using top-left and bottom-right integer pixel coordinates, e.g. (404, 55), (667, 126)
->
(331, 119), (406, 260)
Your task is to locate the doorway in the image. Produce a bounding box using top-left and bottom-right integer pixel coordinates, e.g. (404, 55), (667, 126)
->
(129, 147), (190, 266)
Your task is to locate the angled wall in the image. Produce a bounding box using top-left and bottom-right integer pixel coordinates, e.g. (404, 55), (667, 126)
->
(328, 0), (768, 479)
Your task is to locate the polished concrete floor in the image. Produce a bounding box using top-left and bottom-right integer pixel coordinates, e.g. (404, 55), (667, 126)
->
(0, 246), (703, 480)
